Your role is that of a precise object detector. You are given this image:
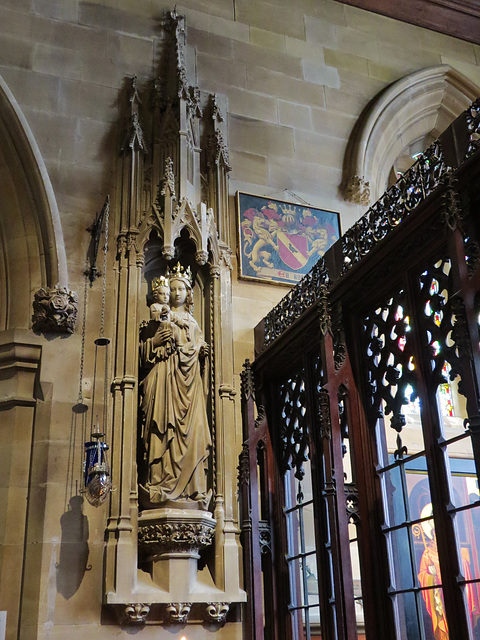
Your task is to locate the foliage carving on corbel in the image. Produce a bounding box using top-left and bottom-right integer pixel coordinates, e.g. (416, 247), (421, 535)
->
(205, 602), (230, 624)
(32, 286), (78, 334)
(123, 603), (150, 624)
(165, 602), (191, 624)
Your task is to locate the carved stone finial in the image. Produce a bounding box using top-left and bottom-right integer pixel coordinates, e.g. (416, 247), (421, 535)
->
(207, 129), (232, 171)
(32, 286), (78, 334)
(123, 603), (150, 624)
(122, 112), (146, 153)
(211, 94), (224, 122)
(129, 75), (142, 107)
(165, 602), (191, 624)
(205, 602), (229, 623)
(160, 157), (176, 199)
(188, 85), (203, 119)
(343, 175), (371, 206)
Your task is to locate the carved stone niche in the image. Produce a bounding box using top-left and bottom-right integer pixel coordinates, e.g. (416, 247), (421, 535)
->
(104, 10), (245, 625)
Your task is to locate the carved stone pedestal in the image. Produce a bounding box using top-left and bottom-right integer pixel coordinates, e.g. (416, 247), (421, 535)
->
(139, 508), (216, 596)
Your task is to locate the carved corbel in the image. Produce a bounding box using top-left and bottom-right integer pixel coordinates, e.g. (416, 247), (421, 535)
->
(219, 384), (236, 401)
(32, 286), (78, 334)
(195, 250), (209, 265)
(165, 602), (191, 624)
(123, 603), (150, 624)
(220, 248), (233, 270)
(205, 602), (229, 624)
(209, 264), (221, 279)
(343, 175), (371, 206)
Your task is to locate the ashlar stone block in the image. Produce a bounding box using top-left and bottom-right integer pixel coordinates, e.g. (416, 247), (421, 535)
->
(234, 40), (302, 78)
(31, 0), (79, 22)
(188, 27), (233, 59)
(278, 100), (312, 130)
(285, 35), (325, 63)
(305, 15), (336, 47)
(235, 0), (305, 40)
(177, 6), (250, 42)
(228, 86), (278, 123)
(303, 60), (340, 89)
(230, 115), (295, 158)
(334, 25), (380, 62)
(247, 66), (325, 108)
(324, 49), (368, 75)
(229, 150), (268, 184)
(250, 27), (285, 52)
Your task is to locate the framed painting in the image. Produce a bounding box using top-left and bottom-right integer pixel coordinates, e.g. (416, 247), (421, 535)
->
(237, 192), (340, 285)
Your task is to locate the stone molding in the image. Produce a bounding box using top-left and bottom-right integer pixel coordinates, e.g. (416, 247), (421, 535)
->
(138, 509), (216, 559)
(342, 65), (480, 205)
(0, 332), (42, 408)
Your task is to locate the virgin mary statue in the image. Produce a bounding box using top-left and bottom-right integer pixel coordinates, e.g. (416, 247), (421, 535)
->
(138, 264), (212, 509)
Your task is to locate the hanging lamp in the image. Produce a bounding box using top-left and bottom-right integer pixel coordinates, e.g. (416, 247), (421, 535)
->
(83, 196), (113, 507)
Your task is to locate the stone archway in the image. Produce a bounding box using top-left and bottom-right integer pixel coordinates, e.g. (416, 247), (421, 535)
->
(0, 74), (68, 640)
(342, 65), (480, 206)
(0, 74), (67, 330)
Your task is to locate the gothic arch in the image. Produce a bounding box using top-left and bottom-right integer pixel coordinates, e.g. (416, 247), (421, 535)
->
(342, 65), (480, 206)
(0, 74), (67, 330)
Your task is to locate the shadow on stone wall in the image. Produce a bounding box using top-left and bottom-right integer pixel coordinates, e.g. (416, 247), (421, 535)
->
(56, 496), (90, 599)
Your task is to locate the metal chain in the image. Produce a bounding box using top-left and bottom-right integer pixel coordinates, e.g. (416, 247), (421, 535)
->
(100, 195), (110, 337)
(77, 271), (89, 404)
(103, 341), (109, 434)
(90, 343), (99, 434)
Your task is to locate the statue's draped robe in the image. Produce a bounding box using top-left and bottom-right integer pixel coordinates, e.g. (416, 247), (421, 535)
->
(139, 311), (211, 505)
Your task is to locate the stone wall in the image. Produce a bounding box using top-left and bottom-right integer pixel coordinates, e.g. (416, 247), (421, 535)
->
(0, 1), (479, 638)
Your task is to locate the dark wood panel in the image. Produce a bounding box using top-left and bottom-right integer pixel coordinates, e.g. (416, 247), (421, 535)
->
(334, 0), (480, 45)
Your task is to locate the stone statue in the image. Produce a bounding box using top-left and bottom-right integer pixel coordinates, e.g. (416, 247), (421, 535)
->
(138, 265), (212, 510)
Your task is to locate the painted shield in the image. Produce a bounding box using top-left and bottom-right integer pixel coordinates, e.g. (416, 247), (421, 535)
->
(277, 231), (309, 270)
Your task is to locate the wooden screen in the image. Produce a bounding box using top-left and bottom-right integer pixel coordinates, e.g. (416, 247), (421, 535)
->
(241, 99), (480, 640)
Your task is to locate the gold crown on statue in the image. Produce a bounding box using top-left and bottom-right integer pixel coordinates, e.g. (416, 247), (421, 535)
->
(151, 275), (170, 292)
(166, 263), (193, 287)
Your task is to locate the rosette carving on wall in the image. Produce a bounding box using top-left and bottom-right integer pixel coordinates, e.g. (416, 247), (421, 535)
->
(32, 286), (78, 334)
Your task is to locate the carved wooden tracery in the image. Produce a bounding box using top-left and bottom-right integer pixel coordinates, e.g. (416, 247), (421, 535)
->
(243, 98), (480, 640)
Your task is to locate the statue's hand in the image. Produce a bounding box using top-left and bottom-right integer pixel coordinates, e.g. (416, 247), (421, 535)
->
(200, 343), (210, 359)
(152, 327), (172, 348)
